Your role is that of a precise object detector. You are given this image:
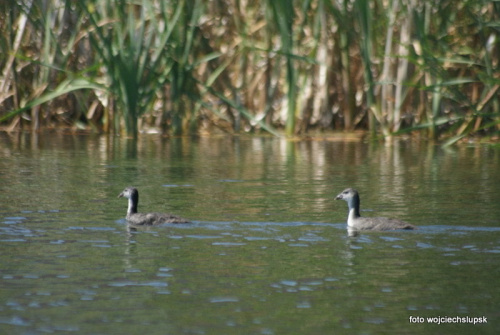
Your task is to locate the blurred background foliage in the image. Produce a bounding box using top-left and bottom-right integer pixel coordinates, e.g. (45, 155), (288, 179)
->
(0, 0), (499, 142)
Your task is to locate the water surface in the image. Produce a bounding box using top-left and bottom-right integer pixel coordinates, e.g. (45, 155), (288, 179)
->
(0, 133), (499, 334)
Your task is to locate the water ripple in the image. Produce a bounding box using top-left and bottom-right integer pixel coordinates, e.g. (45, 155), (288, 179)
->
(209, 296), (240, 303)
(108, 281), (168, 288)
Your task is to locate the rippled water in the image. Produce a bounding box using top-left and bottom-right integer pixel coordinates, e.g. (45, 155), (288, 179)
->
(0, 133), (499, 334)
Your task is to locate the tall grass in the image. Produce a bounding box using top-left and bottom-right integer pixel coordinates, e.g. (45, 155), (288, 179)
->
(0, 0), (498, 143)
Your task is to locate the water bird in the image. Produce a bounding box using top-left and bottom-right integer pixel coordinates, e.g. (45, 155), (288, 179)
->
(335, 188), (415, 231)
(118, 187), (190, 225)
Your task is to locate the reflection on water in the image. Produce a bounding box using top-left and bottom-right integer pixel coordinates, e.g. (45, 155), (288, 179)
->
(0, 132), (499, 334)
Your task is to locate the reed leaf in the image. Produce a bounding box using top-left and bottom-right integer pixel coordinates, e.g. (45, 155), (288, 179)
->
(0, 78), (104, 122)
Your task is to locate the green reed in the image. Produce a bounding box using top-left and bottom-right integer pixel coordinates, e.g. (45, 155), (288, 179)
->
(81, 0), (184, 137)
(267, 0), (297, 136)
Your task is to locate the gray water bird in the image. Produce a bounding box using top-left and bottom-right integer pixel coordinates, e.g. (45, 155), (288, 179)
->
(335, 188), (415, 231)
(118, 187), (190, 225)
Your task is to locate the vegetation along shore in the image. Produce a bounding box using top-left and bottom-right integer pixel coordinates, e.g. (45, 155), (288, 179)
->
(1, 1), (498, 145)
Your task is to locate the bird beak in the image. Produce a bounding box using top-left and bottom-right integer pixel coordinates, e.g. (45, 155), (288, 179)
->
(118, 192), (124, 198)
(335, 194), (343, 200)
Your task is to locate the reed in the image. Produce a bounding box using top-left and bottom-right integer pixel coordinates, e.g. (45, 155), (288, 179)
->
(80, 0), (186, 137)
(267, 0), (297, 136)
(0, 0), (498, 143)
(355, 0), (380, 137)
(0, 1), (99, 130)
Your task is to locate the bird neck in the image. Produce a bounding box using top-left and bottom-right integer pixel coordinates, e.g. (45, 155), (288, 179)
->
(347, 194), (361, 218)
(127, 197), (138, 215)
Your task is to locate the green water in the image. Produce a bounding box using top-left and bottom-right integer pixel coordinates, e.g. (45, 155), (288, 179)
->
(0, 133), (499, 334)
